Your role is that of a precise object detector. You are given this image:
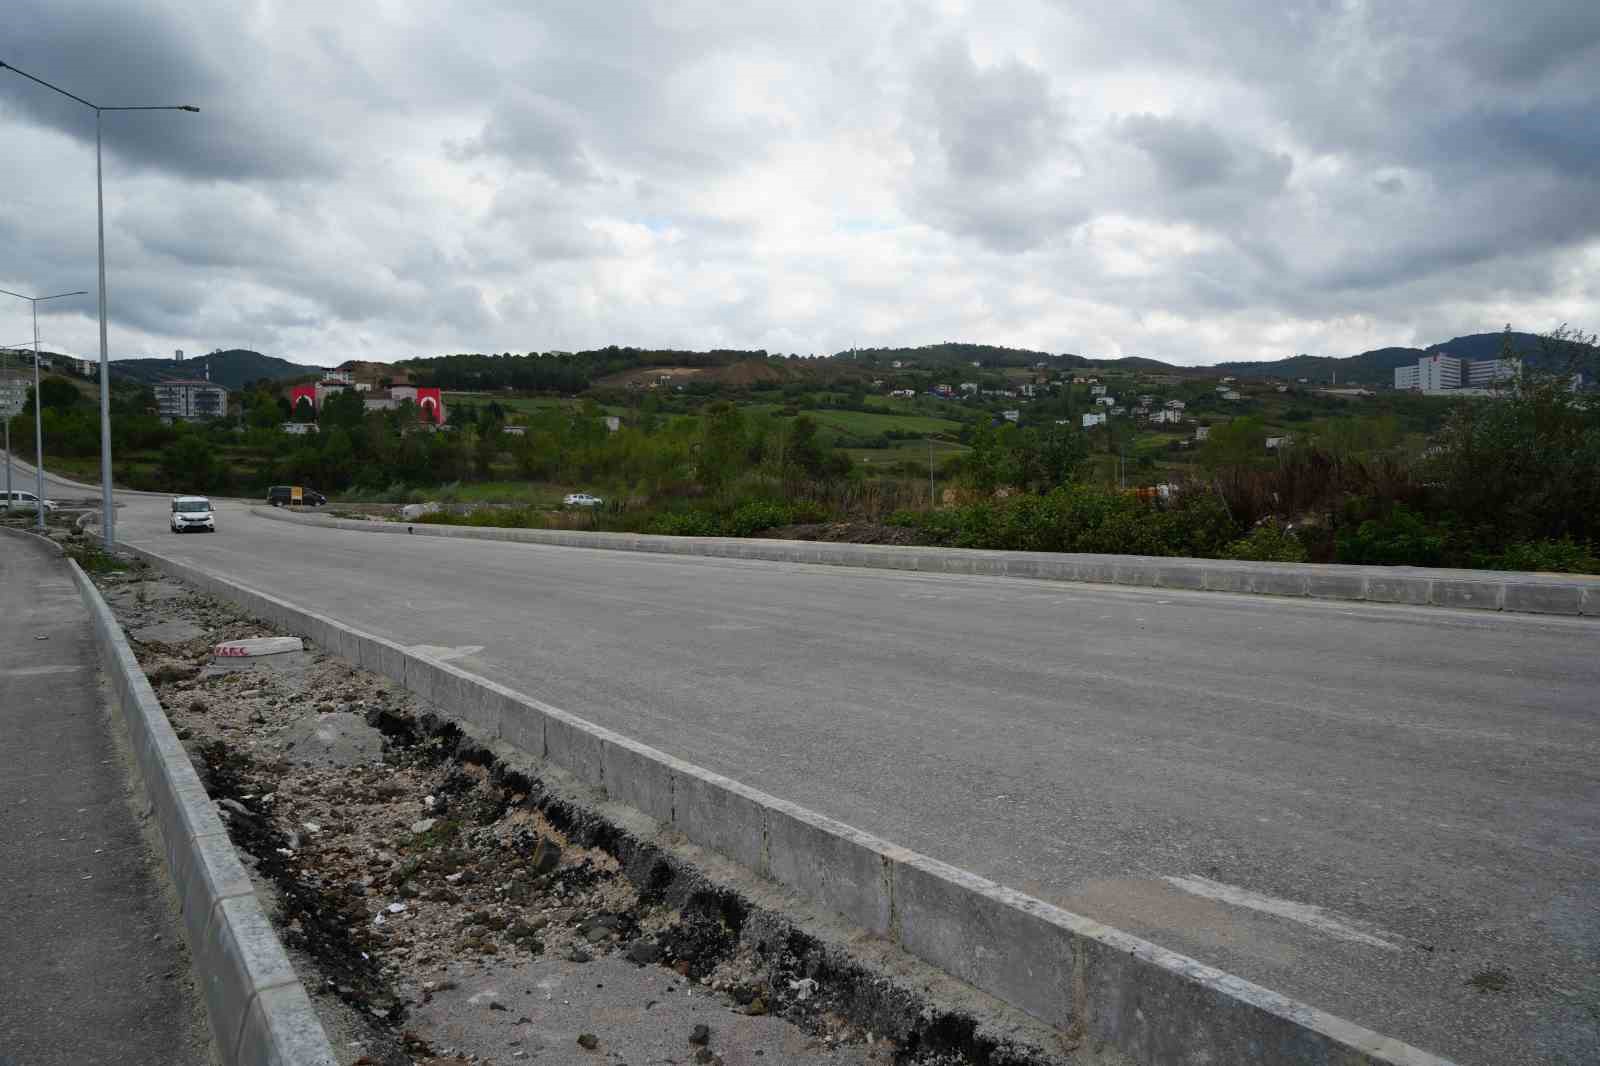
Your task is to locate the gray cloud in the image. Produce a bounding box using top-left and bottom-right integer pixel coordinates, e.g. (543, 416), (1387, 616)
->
(0, 0), (1595, 366)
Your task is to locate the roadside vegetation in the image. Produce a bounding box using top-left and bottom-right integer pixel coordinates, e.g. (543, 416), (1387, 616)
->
(7, 328), (1596, 572)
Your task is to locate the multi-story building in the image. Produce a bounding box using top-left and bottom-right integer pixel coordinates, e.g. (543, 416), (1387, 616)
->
(154, 379), (229, 420)
(1395, 354), (1519, 394)
(1465, 357), (1521, 387)
(0, 373), (28, 416)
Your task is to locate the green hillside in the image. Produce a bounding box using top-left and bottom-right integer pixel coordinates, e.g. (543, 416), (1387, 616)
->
(111, 349), (318, 390)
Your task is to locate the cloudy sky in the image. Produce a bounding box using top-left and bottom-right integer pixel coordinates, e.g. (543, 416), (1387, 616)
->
(2, 1), (1597, 368)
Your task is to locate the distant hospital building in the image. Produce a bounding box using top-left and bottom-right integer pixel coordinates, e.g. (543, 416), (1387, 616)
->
(1394, 354), (1520, 395)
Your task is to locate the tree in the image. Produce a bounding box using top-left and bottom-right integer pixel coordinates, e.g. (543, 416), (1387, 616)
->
(320, 389), (366, 432)
(1199, 416), (1266, 469)
(1429, 326), (1600, 543)
(23, 377), (84, 414)
(160, 431), (223, 492)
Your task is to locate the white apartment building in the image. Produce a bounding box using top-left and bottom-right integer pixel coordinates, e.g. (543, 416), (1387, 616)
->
(1082, 412), (1107, 428)
(1395, 354), (1520, 394)
(0, 373), (28, 416)
(155, 379), (229, 420)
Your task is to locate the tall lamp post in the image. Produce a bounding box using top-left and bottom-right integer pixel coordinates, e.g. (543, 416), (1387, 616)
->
(1, 59), (198, 547)
(0, 288), (88, 531)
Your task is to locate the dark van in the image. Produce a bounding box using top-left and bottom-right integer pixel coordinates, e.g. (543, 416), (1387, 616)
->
(266, 485), (327, 507)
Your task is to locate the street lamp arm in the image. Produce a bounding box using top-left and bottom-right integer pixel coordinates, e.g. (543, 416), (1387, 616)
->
(0, 59), (99, 109)
(0, 288), (89, 303)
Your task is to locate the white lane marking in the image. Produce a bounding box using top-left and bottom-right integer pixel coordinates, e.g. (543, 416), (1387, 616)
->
(406, 644), (484, 662)
(1162, 874), (1405, 951)
(0, 664), (87, 677)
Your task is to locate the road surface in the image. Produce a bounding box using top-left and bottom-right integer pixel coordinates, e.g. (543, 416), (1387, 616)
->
(11, 456), (1600, 1064)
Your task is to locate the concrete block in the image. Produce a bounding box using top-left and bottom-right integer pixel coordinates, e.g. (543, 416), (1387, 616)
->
(1077, 933), (1349, 1066)
(1113, 561), (1161, 587)
(235, 982), (337, 1066)
(436, 663), (502, 737)
(600, 738), (676, 825)
(1074, 557), (1120, 585)
(765, 802), (893, 936)
(672, 768), (769, 874)
(1584, 585), (1600, 617)
(1432, 579), (1503, 611)
(890, 852), (1075, 1030)
(1304, 570), (1367, 601)
(499, 694), (547, 757)
(1201, 565), (1257, 595)
(1151, 563), (1206, 591)
(544, 712), (606, 789)
(142, 752), (215, 878)
(1502, 582), (1584, 616)
(370, 638), (409, 687)
(172, 830), (255, 950)
(195, 896), (300, 1061)
(404, 654), (444, 707)
(1363, 573), (1431, 605)
(1262, 568), (1313, 597)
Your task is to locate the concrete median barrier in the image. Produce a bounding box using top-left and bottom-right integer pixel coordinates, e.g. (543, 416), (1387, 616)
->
(254, 505), (1599, 617)
(122, 540), (1459, 1066)
(60, 548), (336, 1066)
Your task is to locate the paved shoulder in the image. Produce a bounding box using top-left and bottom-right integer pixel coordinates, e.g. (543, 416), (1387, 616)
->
(0, 534), (208, 1065)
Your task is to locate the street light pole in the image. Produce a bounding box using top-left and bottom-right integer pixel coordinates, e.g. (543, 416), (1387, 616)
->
(1, 59), (198, 547)
(3, 344), (11, 512)
(0, 288), (90, 531)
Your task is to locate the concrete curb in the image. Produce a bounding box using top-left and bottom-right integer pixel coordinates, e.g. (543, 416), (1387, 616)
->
(255, 506), (1600, 618)
(124, 539), (1458, 1066)
(52, 541), (337, 1065)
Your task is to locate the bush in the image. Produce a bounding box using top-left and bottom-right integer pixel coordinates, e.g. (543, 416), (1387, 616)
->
(645, 510), (723, 537)
(1221, 524), (1308, 563)
(1335, 505), (1445, 566)
(723, 500), (791, 537)
(1487, 537), (1600, 574)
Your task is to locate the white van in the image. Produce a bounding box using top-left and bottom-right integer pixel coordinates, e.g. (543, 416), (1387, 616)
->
(170, 495), (216, 533)
(3, 490), (56, 513)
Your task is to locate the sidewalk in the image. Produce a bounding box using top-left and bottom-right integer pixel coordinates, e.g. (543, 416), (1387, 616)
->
(0, 533), (208, 1065)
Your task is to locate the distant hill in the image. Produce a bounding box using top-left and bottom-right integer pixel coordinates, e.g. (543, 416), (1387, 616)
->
(833, 343), (1186, 373)
(1217, 331), (1598, 384)
(111, 349), (317, 390)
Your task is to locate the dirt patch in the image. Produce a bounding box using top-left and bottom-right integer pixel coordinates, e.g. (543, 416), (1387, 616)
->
(764, 522), (941, 547)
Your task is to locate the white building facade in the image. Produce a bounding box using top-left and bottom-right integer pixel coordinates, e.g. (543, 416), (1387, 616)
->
(155, 379), (229, 420)
(1395, 354), (1519, 394)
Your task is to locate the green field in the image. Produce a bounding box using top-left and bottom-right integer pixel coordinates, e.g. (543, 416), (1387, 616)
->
(443, 392), (626, 418)
(843, 437), (969, 465)
(743, 404), (965, 438)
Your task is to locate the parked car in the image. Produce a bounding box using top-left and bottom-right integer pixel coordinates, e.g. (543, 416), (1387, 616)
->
(266, 485), (327, 507)
(2, 490), (56, 513)
(170, 495), (216, 533)
(563, 492), (603, 508)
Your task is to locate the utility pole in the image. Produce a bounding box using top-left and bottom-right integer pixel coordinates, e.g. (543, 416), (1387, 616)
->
(927, 437), (935, 508)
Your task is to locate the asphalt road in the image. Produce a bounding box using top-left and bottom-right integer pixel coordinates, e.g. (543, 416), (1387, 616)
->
(14, 458), (1600, 1064)
(0, 530), (208, 1064)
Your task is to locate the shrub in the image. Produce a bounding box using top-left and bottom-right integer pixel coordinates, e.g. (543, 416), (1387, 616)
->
(1488, 537), (1600, 574)
(723, 500), (791, 537)
(1335, 505), (1445, 566)
(1221, 524), (1308, 563)
(645, 510), (723, 537)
